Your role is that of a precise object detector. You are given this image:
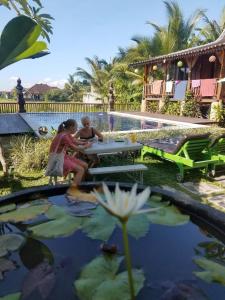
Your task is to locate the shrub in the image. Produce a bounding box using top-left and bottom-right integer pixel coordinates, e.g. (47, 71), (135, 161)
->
(181, 91), (201, 118)
(10, 136), (51, 172)
(146, 100), (159, 112)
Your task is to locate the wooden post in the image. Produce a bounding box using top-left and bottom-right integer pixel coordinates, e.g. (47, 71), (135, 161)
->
(159, 63), (168, 111)
(186, 56), (198, 91)
(141, 64), (149, 112)
(217, 50), (225, 100)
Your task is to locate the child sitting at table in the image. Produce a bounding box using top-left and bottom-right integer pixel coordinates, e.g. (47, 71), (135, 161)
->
(75, 116), (103, 167)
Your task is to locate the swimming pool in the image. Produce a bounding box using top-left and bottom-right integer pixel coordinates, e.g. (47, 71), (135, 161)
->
(20, 112), (202, 136)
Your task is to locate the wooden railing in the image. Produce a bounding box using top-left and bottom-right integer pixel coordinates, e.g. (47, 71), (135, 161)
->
(144, 79), (219, 100)
(0, 101), (140, 113)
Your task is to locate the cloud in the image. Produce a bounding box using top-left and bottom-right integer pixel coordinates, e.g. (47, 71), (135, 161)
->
(38, 78), (67, 89)
(9, 76), (19, 82)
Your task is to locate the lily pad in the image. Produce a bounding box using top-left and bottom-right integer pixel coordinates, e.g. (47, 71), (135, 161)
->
(0, 204), (16, 214)
(193, 257), (225, 285)
(0, 257), (16, 280)
(0, 293), (21, 300)
(30, 206), (82, 238)
(123, 214), (150, 239)
(0, 234), (25, 257)
(147, 204), (189, 226)
(0, 204), (50, 223)
(82, 206), (117, 241)
(74, 255), (145, 300)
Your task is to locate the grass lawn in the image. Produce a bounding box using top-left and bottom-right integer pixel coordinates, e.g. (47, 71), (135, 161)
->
(0, 152), (208, 201)
(1, 125), (225, 199)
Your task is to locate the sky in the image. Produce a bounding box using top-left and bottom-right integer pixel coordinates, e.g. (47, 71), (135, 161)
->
(0, 0), (224, 90)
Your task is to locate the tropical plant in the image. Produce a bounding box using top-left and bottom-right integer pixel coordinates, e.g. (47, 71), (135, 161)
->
(0, 15), (47, 70)
(64, 74), (90, 101)
(197, 7), (225, 43)
(44, 89), (70, 102)
(0, 0), (54, 42)
(146, 0), (204, 53)
(76, 56), (116, 100)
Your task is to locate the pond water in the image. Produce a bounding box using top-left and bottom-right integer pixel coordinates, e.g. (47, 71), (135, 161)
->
(20, 112), (184, 135)
(0, 190), (224, 300)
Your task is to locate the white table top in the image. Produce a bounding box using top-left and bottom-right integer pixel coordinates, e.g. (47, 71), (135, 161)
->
(84, 140), (143, 155)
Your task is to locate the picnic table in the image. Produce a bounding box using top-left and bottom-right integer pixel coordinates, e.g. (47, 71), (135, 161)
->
(84, 140), (143, 155)
(84, 140), (147, 184)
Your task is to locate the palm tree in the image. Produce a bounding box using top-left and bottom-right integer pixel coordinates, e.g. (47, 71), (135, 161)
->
(146, 0), (205, 54)
(76, 56), (116, 99)
(197, 7), (225, 43)
(64, 74), (88, 101)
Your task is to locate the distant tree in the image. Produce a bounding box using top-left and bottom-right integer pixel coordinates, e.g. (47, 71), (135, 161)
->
(44, 89), (70, 102)
(64, 74), (90, 101)
(76, 56), (117, 99)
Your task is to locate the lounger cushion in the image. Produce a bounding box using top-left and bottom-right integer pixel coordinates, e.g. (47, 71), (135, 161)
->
(142, 133), (210, 154)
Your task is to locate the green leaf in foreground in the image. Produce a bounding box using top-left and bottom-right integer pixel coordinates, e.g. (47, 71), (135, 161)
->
(0, 204), (50, 223)
(193, 257), (225, 285)
(0, 234), (25, 257)
(74, 255), (145, 300)
(147, 204), (189, 226)
(0, 204), (16, 214)
(82, 206), (117, 241)
(82, 205), (150, 241)
(30, 205), (82, 238)
(0, 293), (21, 300)
(124, 214), (150, 239)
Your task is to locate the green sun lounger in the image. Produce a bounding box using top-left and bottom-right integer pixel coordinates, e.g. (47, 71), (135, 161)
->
(141, 134), (217, 182)
(208, 134), (225, 175)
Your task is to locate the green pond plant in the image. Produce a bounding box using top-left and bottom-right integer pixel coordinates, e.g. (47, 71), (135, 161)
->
(92, 183), (159, 300)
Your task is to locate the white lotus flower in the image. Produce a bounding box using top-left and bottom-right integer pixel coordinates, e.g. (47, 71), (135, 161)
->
(93, 183), (157, 221)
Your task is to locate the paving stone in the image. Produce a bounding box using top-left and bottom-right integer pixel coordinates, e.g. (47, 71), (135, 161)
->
(179, 181), (225, 195)
(206, 194), (225, 202)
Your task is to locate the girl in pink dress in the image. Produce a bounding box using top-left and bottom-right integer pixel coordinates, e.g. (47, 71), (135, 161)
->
(49, 119), (91, 185)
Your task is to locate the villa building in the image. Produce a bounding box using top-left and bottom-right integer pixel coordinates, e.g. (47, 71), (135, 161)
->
(83, 86), (102, 104)
(130, 31), (225, 113)
(25, 84), (58, 101)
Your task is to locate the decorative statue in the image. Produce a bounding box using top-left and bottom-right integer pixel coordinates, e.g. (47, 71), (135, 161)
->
(108, 82), (115, 111)
(16, 78), (26, 113)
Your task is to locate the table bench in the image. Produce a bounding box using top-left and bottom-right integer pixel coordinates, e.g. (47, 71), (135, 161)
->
(88, 164), (148, 184)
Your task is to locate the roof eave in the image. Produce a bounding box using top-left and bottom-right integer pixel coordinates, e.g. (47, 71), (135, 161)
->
(129, 42), (225, 67)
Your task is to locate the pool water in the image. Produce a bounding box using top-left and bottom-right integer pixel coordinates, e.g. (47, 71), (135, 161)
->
(0, 191), (225, 300)
(21, 112), (179, 135)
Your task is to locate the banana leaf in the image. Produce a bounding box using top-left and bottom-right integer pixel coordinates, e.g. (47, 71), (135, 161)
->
(0, 15), (47, 70)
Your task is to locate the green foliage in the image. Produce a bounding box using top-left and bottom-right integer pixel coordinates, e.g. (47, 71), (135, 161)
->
(30, 205), (82, 238)
(0, 293), (21, 300)
(1, 0), (54, 42)
(82, 206), (117, 241)
(146, 100), (159, 112)
(44, 89), (70, 102)
(193, 257), (225, 285)
(64, 74), (90, 101)
(10, 135), (51, 172)
(166, 102), (181, 115)
(0, 203), (50, 223)
(182, 91), (201, 118)
(0, 16), (47, 70)
(74, 255), (145, 300)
